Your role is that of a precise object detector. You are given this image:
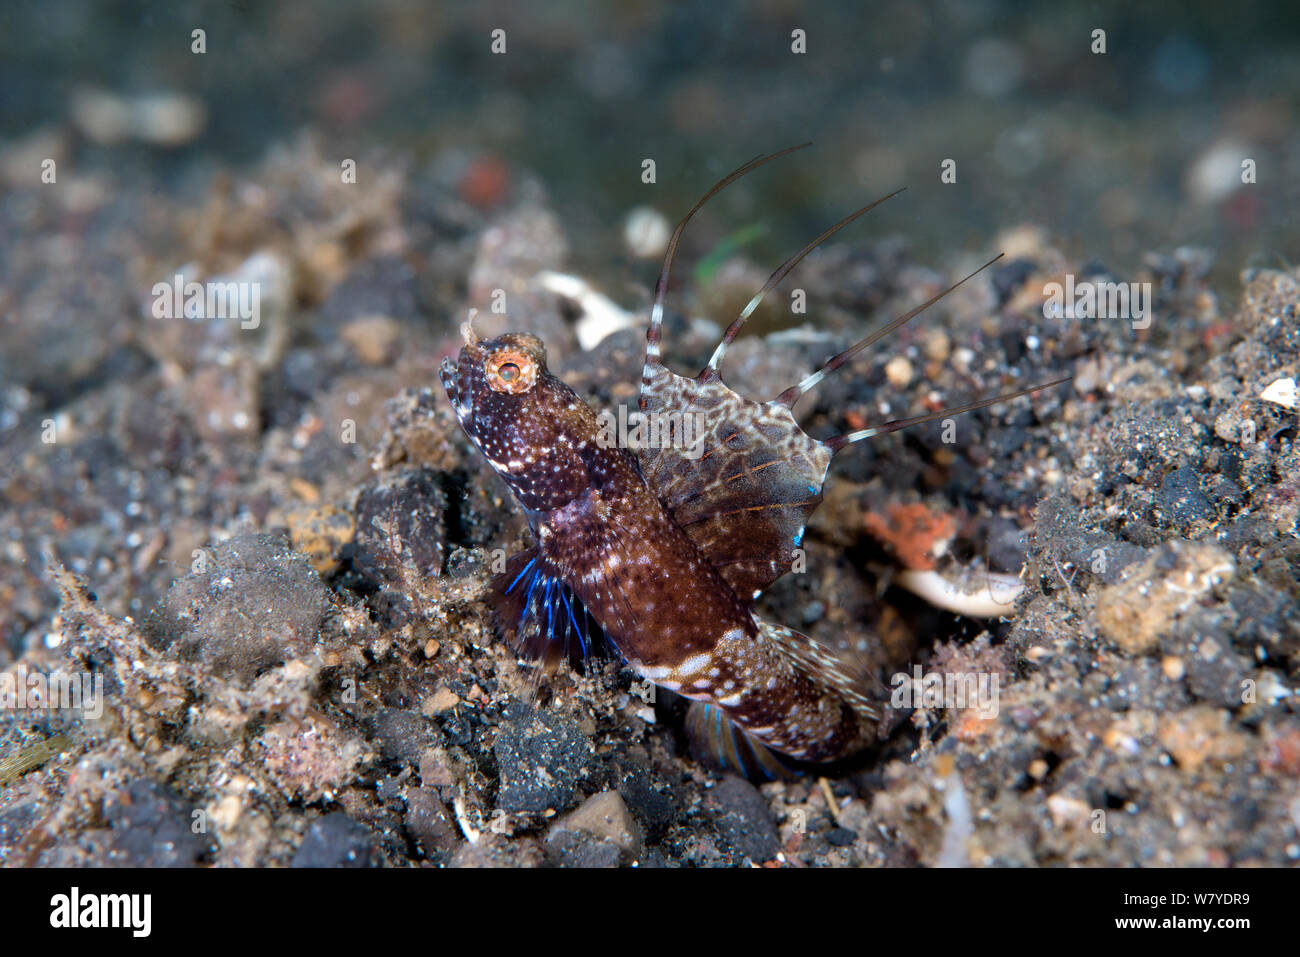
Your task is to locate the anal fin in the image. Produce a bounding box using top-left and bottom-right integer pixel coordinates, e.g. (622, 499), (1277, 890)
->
(685, 700), (793, 781)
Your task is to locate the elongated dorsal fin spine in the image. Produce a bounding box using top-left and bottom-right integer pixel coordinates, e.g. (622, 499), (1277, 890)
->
(642, 143), (811, 410)
(776, 253), (1006, 407)
(702, 187), (906, 380)
(827, 376), (1073, 452)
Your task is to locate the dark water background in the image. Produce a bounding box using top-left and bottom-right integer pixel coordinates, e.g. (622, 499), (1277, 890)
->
(2, 0), (1297, 283)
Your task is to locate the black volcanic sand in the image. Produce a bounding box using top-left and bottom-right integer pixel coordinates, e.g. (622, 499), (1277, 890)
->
(1, 140), (1297, 868)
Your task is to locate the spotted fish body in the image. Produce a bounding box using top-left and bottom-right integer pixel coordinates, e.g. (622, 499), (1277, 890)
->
(441, 149), (1064, 776)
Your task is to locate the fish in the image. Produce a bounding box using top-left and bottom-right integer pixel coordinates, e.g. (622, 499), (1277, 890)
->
(441, 146), (1068, 777)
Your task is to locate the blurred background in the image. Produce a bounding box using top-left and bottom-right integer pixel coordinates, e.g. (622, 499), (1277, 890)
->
(1, 0), (1296, 285)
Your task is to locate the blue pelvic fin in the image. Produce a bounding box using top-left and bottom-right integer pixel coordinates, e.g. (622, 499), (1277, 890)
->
(491, 546), (602, 671)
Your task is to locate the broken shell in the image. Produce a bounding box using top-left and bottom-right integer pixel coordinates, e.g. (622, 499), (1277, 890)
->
(1260, 376), (1297, 411)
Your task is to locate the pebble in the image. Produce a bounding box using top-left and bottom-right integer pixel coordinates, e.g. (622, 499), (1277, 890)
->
(711, 777), (780, 863)
(103, 778), (209, 867)
(403, 786), (462, 862)
(341, 315), (403, 365)
(1158, 706), (1248, 772)
(884, 355), (914, 388)
(287, 504), (356, 576)
(71, 87), (207, 147)
(1153, 466), (1215, 529)
(493, 699), (598, 816)
(1046, 792), (1091, 830)
(1093, 542), (1235, 656)
(351, 470), (447, 585)
(422, 687), (461, 715)
(291, 812), (377, 868)
(1185, 139), (1250, 205)
(148, 533), (335, 685)
(548, 790), (643, 858)
(623, 206), (671, 260)
(366, 708), (443, 768)
(922, 329), (951, 362)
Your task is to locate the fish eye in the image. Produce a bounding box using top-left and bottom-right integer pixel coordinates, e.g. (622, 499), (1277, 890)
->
(486, 350), (538, 394)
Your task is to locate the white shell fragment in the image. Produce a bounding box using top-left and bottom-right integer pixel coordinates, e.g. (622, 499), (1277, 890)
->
(896, 568), (1025, 618)
(1260, 376), (1298, 411)
(537, 270), (641, 350)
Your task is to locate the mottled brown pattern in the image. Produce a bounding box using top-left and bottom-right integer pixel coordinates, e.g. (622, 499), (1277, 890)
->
(441, 327), (878, 768)
(639, 364), (832, 600)
(437, 153), (931, 774)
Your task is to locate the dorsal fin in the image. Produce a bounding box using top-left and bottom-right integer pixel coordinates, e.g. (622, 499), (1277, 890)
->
(638, 152), (1070, 604)
(638, 163), (902, 599)
(638, 365), (831, 600)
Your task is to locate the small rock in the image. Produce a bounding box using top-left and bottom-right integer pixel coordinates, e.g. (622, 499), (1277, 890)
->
(711, 777), (780, 863)
(923, 329), (951, 363)
(549, 790), (643, 859)
(1165, 615), (1250, 709)
(1185, 139), (1250, 205)
(1046, 792), (1092, 830)
(1158, 706), (1248, 772)
(103, 778), (208, 867)
(257, 716), (369, 803)
(608, 751), (676, 843)
(291, 812), (377, 868)
(622, 206), (671, 260)
(1260, 376), (1298, 411)
(145, 533), (335, 685)
(183, 362), (262, 443)
(341, 315), (403, 366)
(545, 829), (624, 868)
(826, 826), (857, 847)
(366, 709), (444, 768)
(71, 87), (207, 147)
(142, 250), (294, 372)
(1094, 541), (1235, 657)
(403, 786), (461, 862)
(417, 749), (457, 789)
(287, 504), (355, 576)
(493, 699), (599, 817)
(469, 204), (568, 304)
(884, 355), (914, 388)
(451, 834), (545, 868)
(422, 687), (461, 715)
(1153, 467), (1214, 529)
(319, 254), (422, 328)
(351, 469), (447, 586)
